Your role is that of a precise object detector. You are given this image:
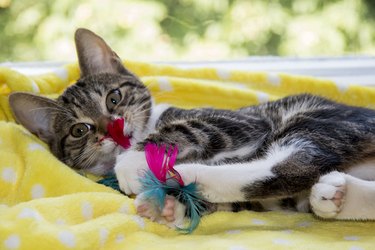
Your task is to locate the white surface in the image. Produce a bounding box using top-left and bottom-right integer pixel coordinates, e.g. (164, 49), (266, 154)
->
(1, 56), (375, 86)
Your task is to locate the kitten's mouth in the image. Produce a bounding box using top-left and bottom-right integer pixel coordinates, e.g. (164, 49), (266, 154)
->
(99, 132), (132, 146)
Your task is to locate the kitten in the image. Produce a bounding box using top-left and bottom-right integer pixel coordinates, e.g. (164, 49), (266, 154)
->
(9, 29), (375, 229)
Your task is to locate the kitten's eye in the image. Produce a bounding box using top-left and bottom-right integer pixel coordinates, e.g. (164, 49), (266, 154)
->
(106, 89), (122, 111)
(70, 123), (92, 138)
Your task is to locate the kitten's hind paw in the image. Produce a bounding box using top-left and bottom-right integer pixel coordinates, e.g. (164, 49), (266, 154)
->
(310, 171), (346, 219)
(135, 194), (186, 229)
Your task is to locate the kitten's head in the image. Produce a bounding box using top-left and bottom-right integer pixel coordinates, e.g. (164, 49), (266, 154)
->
(9, 28), (152, 175)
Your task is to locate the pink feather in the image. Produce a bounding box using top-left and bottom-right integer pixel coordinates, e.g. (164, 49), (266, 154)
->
(144, 143), (183, 185)
(145, 143), (167, 182)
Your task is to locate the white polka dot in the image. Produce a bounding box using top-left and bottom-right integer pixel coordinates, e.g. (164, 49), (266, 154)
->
(217, 69), (231, 80)
(297, 221), (312, 228)
(4, 234), (20, 249)
(335, 81), (350, 92)
(119, 203), (129, 214)
(344, 236), (360, 241)
(226, 229), (242, 234)
(58, 231), (76, 248)
(28, 143), (45, 151)
(229, 246), (248, 250)
(158, 77), (173, 91)
(31, 184), (45, 199)
(56, 219), (65, 225)
(251, 218), (265, 225)
(256, 92), (269, 103)
(30, 80), (40, 93)
(349, 246), (364, 250)
(99, 228), (109, 246)
(18, 208), (42, 221)
(115, 233), (125, 243)
(273, 238), (292, 245)
(81, 201), (93, 220)
(2, 167), (17, 183)
(267, 73), (281, 86)
(132, 215), (145, 229)
(54, 68), (68, 81)
(233, 83), (247, 89)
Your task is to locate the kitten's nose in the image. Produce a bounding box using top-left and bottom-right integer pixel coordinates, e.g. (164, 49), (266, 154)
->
(97, 116), (111, 134)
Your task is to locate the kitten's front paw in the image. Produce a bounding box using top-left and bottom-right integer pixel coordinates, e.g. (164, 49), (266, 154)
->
(174, 164), (226, 202)
(310, 171), (346, 219)
(135, 193), (186, 229)
(114, 150), (148, 195)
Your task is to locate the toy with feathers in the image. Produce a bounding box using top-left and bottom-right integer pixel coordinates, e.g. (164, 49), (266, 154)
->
(98, 118), (206, 233)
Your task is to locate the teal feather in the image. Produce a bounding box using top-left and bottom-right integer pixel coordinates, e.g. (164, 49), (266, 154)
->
(139, 170), (167, 210)
(140, 169), (206, 233)
(176, 183), (206, 233)
(97, 173), (121, 192)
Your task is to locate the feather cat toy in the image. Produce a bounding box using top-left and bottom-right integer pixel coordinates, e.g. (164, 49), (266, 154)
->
(140, 143), (206, 233)
(98, 118), (206, 233)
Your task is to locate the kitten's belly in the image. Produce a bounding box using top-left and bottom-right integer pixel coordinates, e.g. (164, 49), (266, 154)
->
(346, 158), (375, 181)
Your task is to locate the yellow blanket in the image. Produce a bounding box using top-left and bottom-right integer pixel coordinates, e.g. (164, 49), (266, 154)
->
(1, 61), (375, 250)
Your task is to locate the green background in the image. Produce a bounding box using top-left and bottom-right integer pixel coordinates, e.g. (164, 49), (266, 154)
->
(1, 0), (374, 62)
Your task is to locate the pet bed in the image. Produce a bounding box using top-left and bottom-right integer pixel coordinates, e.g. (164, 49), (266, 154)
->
(1, 60), (375, 250)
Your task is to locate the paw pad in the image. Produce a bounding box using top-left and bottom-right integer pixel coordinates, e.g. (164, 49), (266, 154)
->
(310, 171), (346, 219)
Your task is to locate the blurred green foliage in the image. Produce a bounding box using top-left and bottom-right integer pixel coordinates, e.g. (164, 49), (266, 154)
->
(0, 0), (374, 62)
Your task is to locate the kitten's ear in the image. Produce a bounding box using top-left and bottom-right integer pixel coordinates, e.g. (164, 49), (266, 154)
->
(9, 92), (59, 143)
(75, 28), (133, 77)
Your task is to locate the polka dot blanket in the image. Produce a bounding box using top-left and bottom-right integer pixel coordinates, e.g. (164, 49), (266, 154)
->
(1, 61), (375, 250)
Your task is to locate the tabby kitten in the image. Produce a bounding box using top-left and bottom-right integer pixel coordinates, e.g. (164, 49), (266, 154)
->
(9, 29), (375, 228)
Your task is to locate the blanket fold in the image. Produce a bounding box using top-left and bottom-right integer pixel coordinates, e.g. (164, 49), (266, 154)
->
(1, 61), (374, 250)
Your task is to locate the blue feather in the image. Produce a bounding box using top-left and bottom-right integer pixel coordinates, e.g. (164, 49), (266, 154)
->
(139, 170), (168, 210)
(140, 170), (206, 233)
(97, 173), (121, 192)
(176, 183), (206, 233)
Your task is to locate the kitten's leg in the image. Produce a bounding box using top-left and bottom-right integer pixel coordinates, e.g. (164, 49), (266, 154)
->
(174, 142), (321, 203)
(136, 142), (318, 227)
(115, 140), (320, 203)
(114, 150), (148, 195)
(310, 171), (375, 220)
(125, 141), (321, 225)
